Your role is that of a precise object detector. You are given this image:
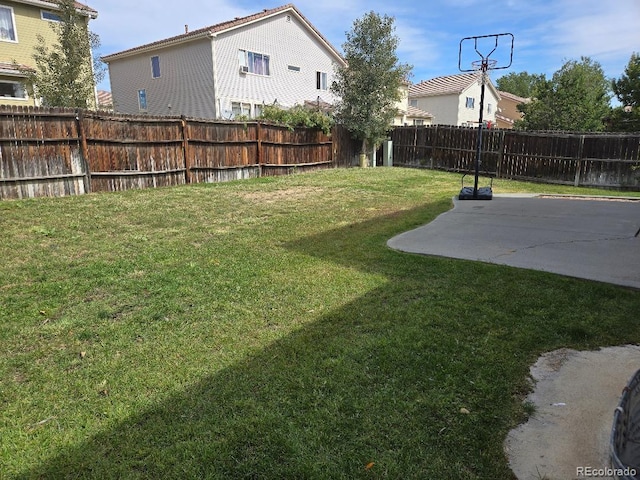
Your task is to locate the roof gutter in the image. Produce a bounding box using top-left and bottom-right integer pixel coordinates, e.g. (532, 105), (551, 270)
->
(11, 0), (98, 19)
(102, 31), (214, 62)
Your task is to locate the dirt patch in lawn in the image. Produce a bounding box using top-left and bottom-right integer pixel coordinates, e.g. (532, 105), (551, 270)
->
(239, 186), (327, 204)
(505, 345), (640, 480)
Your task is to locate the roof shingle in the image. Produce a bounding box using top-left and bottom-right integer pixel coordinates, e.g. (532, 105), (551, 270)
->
(409, 73), (481, 97)
(407, 105), (433, 118)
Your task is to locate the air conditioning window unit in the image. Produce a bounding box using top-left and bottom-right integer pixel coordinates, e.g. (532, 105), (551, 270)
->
(240, 65), (249, 74)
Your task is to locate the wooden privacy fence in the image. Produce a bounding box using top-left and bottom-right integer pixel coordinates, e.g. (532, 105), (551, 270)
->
(0, 106), (339, 200)
(392, 125), (640, 190)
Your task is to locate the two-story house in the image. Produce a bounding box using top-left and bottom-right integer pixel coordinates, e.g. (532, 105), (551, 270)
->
(0, 0), (97, 107)
(496, 90), (529, 129)
(102, 4), (346, 119)
(409, 73), (500, 127)
(394, 81), (433, 126)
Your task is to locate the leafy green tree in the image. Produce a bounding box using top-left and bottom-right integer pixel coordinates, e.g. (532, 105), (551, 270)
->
(496, 71), (545, 98)
(607, 53), (640, 132)
(516, 57), (611, 131)
(331, 11), (411, 156)
(18, 0), (103, 108)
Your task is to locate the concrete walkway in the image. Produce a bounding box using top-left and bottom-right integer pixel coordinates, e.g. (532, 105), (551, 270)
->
(388, 194), (640, 289)
(388, 194), (640, 479)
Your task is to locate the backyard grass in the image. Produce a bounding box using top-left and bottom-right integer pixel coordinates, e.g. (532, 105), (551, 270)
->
(1, 168), (639, 479)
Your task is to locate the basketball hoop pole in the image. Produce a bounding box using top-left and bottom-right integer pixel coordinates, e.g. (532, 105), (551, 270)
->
(473, 60), (488, 199)
(458, 33), (513, 201)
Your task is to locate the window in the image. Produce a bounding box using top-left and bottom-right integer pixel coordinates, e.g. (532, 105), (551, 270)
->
(0, 5), (17, 42)
(151, 56), (161, 79)
(0, 80), (26, 99)
(231, 101), (251, 118)
(487, 103), (492, 114)
(316, 71), (327, 90)
(288, 65), (300, 72)
(413, 119), (424, 126)
(238, 50), (270, 76)
(465, 97), (475, 109)
(409, 99), (418, 108)
(41, 10), (61, 22)
(138, 89), (147, 111)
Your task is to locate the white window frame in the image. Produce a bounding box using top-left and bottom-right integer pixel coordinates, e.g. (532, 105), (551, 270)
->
(231, 101), (251, 118)
(0, 5), (18, 43)
(238, 50), (270, 76)
(487, 103), (492, 114)
(138, 89), (147, 111)
(409, 99), (418, 108)
(41, 10), (61, 22)
(465, 97), (475, 109)
(316, 71), (327, 91)
(151, 56), (161, 79)
(0, 79), (27, 99)
(413, 119), (424, 126)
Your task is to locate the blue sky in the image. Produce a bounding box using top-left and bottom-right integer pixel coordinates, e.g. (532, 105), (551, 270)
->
(88, 0), (640, 93)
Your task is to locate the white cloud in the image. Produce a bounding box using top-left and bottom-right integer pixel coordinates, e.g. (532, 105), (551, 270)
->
(537, 0), (640, 75)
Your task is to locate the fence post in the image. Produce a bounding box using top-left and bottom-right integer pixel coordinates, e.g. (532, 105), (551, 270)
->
(496, 129), (506, 179)
(257, 121), (263, 177)
(75, 108), (92, 193)
(574, 134), (585, 187)
(180, 116), (192, 184)
(431, 125), (438, 169)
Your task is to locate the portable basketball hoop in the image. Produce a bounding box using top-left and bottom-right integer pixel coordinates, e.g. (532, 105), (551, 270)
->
(458, 33), (514, 200)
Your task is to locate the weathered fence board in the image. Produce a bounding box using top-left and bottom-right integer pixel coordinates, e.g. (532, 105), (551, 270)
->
(392, 126), (640, 190)
(81, 111), (187, 193)
(0, 106), (337, 200)
(0, 107), (88, 199)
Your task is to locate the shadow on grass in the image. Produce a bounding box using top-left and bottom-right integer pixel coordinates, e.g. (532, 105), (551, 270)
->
(19, 202), (640, 479)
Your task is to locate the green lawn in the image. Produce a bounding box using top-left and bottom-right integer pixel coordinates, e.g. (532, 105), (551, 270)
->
(1, 168), (639, 479)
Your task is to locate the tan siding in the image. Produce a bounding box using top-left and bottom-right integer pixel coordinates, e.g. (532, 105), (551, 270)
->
(108, 38), (215, 117)
(0, 1), (95, 108)
(1, 1), (60, 66)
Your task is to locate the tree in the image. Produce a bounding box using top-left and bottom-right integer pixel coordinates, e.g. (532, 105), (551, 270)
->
(19, 0), (103, 108)
(331, 11), (411, 157)
(516, 57), (611, 131)
(607, 53), (640, 132)
(496, 71), (545, 98)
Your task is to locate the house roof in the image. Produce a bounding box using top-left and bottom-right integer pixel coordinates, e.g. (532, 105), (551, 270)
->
(12, 1), (97, 18)
(497, 90), (529, 104)
(0, 62), (34, 76)
(97, 90), (112, 106)
(407, 105), (433, 119)
(102, 4), (345, 65)
(409, 73), (481, 97)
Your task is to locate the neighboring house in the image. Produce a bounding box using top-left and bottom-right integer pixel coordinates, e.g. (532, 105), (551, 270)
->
(496, 90), (528, 129)
(96, 89), (112, 110)
(102, 4), (346, 119)
(0, 0), (98, 107)
(409, 72), (500, 127)
(394, 81), (433, 126)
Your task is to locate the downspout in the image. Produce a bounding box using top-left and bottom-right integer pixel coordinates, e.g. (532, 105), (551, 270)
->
(210, 32), (219, 119)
